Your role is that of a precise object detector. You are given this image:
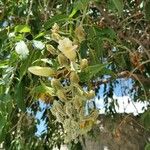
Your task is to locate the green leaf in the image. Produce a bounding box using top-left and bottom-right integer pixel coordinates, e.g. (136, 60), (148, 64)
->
(69, 0), (91, 18)
(34, 32), (45, 39)
(112, 0), (124, 16)
(44, 14), (69, 29)
(0, 60), (9, 68)
(15, 82), (26, 112)
(88, 26), (116, 39)
(19, 50), (41, 80)
(141, 110), (150, 130)
(79, 63), (114, 82)
(41, 82), (55, 96)
(15, 25), (31, 33)
(32, 85), (47, 94)
(32, 84), (54, 96)
(79, 40), (88, 58)
(145, 143), (150, 150)
(144, 0), (150, 21)
(28, 66), (55, 77)
(0, 112), (6, 130)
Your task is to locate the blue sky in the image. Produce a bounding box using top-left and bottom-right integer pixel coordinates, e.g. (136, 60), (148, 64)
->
(35, 78), (148, 136)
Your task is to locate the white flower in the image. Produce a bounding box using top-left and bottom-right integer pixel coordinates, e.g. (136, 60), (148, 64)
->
(8, 32), (15, 38)
(33, 40), (45, 50)
(15, 41), (29, 58)
(58, 38), (77, 61)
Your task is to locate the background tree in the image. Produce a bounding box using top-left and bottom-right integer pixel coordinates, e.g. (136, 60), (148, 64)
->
(0, 0), (150, 149)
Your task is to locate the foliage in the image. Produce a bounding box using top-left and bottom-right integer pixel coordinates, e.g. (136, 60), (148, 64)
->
(0, 0), (150, 149)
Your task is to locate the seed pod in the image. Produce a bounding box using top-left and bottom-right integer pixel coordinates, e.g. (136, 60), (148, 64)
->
(65, 102), (73, 118)
(50, 106), (57, 116)
(86, 90), (95, 100)
(52, 100), (65, 115)
(58, 53), (69, 66)
(73, 95), (82, 110)
(56, 112), (64, 123)
(58, 38), (77, 61)
(46, 44), (56, 55)
(75, 25), (85, 43)
(80, 59), (88, 70)
(57, 90), (67, 101)
(51, 33), (61, 42)
(70, 71), (80, 84)
(51, 24), (61, 42)
(51, 78), (62, 90)
(51, 23), (59, 33)
(39, 93), (53, 104)
(89, 110), (99, 120)
(79, 119), (93, 132)
(28, 66), (55, 77)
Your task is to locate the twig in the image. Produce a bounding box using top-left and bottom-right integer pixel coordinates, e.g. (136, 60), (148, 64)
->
(26, 0), (34, 25)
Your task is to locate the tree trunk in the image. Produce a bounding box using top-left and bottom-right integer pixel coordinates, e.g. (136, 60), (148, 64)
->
(82, 114), (150, 150)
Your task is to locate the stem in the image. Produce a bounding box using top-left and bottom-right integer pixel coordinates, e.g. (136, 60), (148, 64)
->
(26, 0), (34, 25)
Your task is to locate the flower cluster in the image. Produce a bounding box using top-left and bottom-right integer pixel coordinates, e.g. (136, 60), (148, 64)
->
(28, 23), (99, 143)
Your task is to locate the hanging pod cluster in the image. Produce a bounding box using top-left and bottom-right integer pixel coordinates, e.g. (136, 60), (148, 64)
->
(28, 23), (99, 143)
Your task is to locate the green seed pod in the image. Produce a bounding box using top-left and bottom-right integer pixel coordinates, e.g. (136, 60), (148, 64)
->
(70, 71), (80, 84)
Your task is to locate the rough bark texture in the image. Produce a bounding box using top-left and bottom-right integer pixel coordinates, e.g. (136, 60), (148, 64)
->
(82, 114), (150, 150)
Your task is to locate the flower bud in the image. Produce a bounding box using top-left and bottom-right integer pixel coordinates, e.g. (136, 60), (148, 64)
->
(73, 96), (82, 110)
(46, 44), (56, 55)
(51, 78), (62, 90)
(57, 90), (67, 101)
(51, 23), (59, 32)
(51, 23), (61, 41)
(90, 110), (99, 120)
(70, 71), (80, 84)
(58, 53), (69, 66)
(52, 100), (65, 115)
(39, 93), (53, 104)
(65, 102), (73, 118)
(51, 33), (61, 42)
(56, 112), (65, 123)
(79, 119), (93, 132)
(86, 90), (95, 100)
(58, 38), (77, 61)
(75, 25), (85, 43)
(80, 59), (88, 70)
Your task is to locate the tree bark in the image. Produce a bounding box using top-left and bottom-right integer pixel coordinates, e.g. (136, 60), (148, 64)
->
(82, 114), (150, 150)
